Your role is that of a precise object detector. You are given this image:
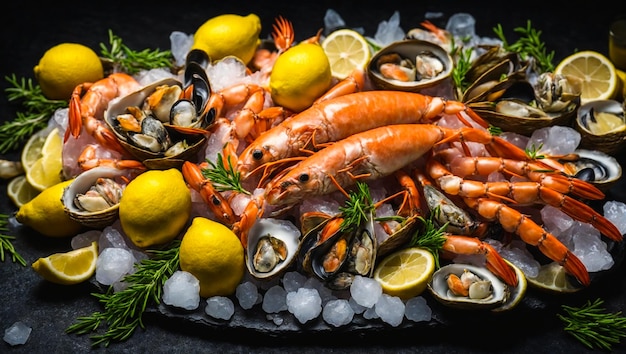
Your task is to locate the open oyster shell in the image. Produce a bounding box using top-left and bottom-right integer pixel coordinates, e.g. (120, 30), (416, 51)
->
(61, 167), (130, 229)
(245, 218), (302, 280)
(104, 78), (207, 170)
(427, 263), (509, 310)
(574, 99), (626, 155)
(561, 149), (622, 192)
(367, 39), (453, 94)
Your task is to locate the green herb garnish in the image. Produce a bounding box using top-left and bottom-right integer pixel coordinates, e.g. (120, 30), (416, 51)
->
(338, 182), (375, 232)
(525, 142), (545, 159)
(0, 214), (26, 266)
(408, 207), (448, 268)
(0, 75), (67, 153)
(201, 153), (250, 195)
(450, 38), (474, 94)
(66, 241), (180, 347)
(558, 298), (626, 350)
(493, 20), (555, 73)
(100, 29), (174, 74)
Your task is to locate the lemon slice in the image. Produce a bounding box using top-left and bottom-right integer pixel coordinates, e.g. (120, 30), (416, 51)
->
(21, 127), (51, 173)
(321, 29), (371, 80)
(526, 262), (582, 294)
(31, 241), (98, 285)
(586, 111), (626, 134)
(554, 51), (618, 104)
(25, 127), (63, 192)
(7, 175), (40, 208)
(373, 247), (435, 299)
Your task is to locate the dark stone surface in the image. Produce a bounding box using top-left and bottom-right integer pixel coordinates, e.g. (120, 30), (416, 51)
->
(1, 1), (626, 353)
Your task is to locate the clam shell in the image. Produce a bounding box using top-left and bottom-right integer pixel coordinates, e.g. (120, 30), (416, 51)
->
(367, 39), (453, 94)
(61, 167), (129, 229)
(245, 218), (302, 280)
(105, 78), (207, 169)
(427, 263), (509, 310)
(574, 100), (626, 155)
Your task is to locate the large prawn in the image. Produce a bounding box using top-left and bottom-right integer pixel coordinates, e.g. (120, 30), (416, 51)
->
(237, 91), (490, 179)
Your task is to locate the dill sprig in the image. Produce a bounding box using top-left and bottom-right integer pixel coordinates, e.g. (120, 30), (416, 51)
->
(338, 182), (375, 232)
(408, 207), (448, 269)
(66, 241), (180, 347)
(450, 38), (474, 95)
(0, 214), (26, 266)
(493, 20), (555, 73)
(100, 29), (174, 74)
(558, 298), (626, 350)
(0, 75), (67, 153)
(201, 154), (250, 195)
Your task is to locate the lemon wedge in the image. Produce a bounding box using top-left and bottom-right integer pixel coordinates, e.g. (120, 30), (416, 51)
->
(526, 262), (582, 294)
(25, 127), (63, 192)
(7, 175), (40, 208)
(373, 247), (435, 299)
(322, 29), (371, 80)
(31, 241), (98, 285)
(554, 51), (619, 104)
(21, 127), (51, 173)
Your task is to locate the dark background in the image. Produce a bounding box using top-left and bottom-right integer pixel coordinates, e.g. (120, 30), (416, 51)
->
(1, 1), (626, 353)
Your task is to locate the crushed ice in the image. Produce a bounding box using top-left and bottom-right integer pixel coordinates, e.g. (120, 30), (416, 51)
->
(3, 321), (31, 346)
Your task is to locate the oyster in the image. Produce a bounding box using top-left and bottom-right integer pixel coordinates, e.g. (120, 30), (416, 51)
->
(245, 218), (302, 280)
(61, 167), (131, 229)
(367, 39), (453, 94)
(428, 263), (509, 310)
(574, 99), (626, 155)
(560, 149), (622, 191)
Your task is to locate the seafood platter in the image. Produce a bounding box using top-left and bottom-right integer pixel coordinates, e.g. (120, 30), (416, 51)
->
(2, 7), (626, 349)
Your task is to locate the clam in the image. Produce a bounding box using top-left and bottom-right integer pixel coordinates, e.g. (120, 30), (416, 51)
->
(245, 218), (302, 280)
(105, 78), (207, 169)
(574, 99), (626, 155)
(427, 263), (509, 310)
(560, 149), (622, 191)
(62, 167), (130, 229)
(367, 39), (453, 94)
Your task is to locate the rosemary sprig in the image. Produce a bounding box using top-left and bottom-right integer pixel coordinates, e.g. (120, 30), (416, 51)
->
(0, 75), (67, 153)
(408, 207), (448, 269)
(66, 241), (180, 347)
(0, 214), (26, 266)
(338, 182), (375, 232)
(493, 20), (555, 73)
(201, 154), (250, 195)
(558, 298), (626, 350)
(525, 142), (545, 159)
(100, 29), (174, 74)
(450, 38), (474, 95)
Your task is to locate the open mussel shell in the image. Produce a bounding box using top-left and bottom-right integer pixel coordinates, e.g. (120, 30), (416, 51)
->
(105, 78), (207, 170)
(461, 57), (526, 103)
(245, 218), (302, 280)
(427, 263), (509, 310)
(61, 167), (128, 229)
(561, 149), (622, 192)
(367, 39), (453, 93)
(468, 80), (578, 136)
(376, 214), (419, 260)
(574, 99), (626, 155)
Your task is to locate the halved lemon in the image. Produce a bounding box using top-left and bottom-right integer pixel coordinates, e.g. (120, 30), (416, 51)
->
(526, 262), (582, 294)
(373, 247), (435, 299)
(7, 175), (40, 208)
(321, 29), (371, 80)
(25, 127), (63, 192)
(21, 127), (51, 173)
(554, 51), (618, 104)
(31, 241), (98, 285)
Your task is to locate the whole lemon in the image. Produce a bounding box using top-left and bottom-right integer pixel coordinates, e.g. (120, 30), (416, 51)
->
(119, 169), (191, 248)
(15, 179), (83, 238)
(33, 43), (104, 100)
(269, 42), (332, 112)
(192, 13), (261, 65)
(179, 217), (245, 298)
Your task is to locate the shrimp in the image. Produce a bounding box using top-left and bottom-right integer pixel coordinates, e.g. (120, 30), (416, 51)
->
(66, 73), (141, 155)
(237, 91), (489, 179)
(181, 161), (236, 226)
